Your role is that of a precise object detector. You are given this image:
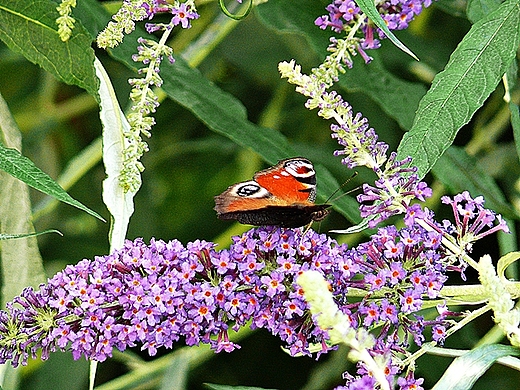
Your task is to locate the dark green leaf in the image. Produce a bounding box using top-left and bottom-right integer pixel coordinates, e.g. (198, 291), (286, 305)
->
(161, 57), (294, 164)
(0, 0), (99, 98)
(256, 0), (332, 56)
(339, 54), (426, 131)
(0, 144), (105, 221)
(397, 0), (520, 179)
(74, 0), (112, 39)
(436, 0), (469, 18)
(432, 146), (518, 218)
(432, 344), (520, 390)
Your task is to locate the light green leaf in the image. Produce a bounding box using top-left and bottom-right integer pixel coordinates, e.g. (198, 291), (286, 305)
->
(397, 0), (520, 179)
(159, 353), (190, 390)
(0, 0), (99, 98)
(0, 230), (62, 240)
(0, 144), (104, 221)
(431, 146), (518, 219)
(95, 57), (136, 252)
(0, 91), (47, 308)
(432, 344), (520, 390)
(497, 251), (520, 279)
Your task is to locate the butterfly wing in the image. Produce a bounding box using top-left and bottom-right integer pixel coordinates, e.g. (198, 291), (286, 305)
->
(214, 180), (278, 214)
(217, 204), (330, 228)
(254, 157), (317, 203)
(214, 157), (328, 227)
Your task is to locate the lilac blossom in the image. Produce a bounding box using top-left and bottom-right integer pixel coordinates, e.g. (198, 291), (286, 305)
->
(0, 226), (444, 387)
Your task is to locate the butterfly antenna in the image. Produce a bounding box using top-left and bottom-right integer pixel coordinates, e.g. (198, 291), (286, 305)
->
(324, 172), (359, 204)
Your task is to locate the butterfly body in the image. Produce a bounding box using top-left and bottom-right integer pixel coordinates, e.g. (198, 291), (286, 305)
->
(214, 157), (330, 228)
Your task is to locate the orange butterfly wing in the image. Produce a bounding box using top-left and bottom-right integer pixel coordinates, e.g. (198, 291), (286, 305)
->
(214, 157), (329, 227)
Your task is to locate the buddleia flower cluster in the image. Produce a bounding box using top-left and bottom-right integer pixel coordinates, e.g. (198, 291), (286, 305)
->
(0, 191), (509, 389)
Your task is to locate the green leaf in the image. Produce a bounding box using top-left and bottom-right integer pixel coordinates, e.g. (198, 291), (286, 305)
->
(354, 0), (418, 60)
(397, 0), (520, 179)
(0, 144), (105, 221)
(0, 168), (47, 306)
(0, 93), (47, 306)
(0, 230), (62, 240)
(436, 0), (470, 17)
(431, 146), (518, 219)
(467, 0), (502, 23)
(74, 0), (112, 39)
(497, 251), (520, 278)
(256, 0), (332, 56)
(159, 352), (190, 390)
(432, 344), (520, 390)
(511, 102), (520, 161)
(0, 0), (99, 98)
(161, 57), (294, 164)
(339, 54), (426, 131)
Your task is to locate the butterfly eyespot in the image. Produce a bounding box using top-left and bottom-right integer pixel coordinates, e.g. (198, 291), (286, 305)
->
(236, 183), (262, 197)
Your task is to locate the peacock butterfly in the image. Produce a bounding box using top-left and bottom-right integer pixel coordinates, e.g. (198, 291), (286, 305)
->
(214, 157), (330, 228)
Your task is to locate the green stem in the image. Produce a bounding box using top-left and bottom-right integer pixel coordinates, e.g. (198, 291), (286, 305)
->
(180, 1), (251, 67)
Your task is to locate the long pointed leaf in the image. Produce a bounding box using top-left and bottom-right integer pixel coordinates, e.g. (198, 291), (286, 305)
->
(0, 144), (104, 221)
(355, 0), (418, 60)
(96, 58), (136, 252)
(0, 93), (46, 307)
